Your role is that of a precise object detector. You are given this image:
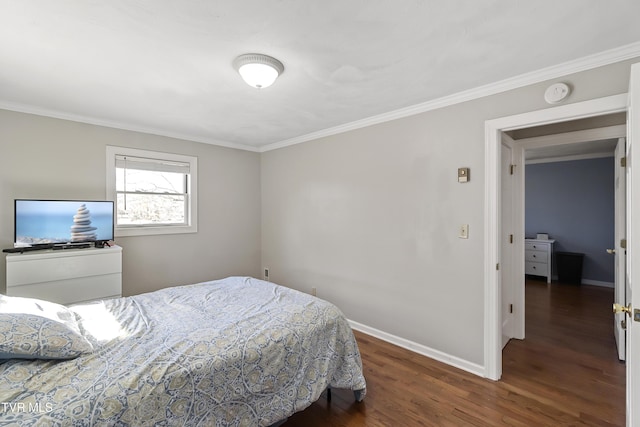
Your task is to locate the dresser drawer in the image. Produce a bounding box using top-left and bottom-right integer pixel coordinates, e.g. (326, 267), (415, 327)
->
(7, 275), (121, 305)
(524, 239), (555, 283)
(525, 261), (547, 275)
(7, 250), (121, 286)
(6, 246), (122, 305)
(525, 250), (547, 264)
(525, 241), (550, 251)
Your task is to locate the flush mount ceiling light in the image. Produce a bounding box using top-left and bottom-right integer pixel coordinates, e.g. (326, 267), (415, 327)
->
(233, 53), (284, 89)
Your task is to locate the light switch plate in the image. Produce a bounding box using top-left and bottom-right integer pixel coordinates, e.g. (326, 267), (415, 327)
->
(459, 224), (469, 239)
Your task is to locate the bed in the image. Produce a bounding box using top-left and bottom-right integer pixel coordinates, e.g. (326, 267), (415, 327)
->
(0, 276), (366, 426)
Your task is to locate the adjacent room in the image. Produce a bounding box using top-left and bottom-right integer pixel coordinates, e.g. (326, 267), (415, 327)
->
(1, 1), (640, 425)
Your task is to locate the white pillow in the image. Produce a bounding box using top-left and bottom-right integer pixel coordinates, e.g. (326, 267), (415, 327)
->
(0, 295), (93, 360)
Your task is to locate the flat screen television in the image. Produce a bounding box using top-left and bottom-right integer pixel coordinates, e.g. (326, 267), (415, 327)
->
(14, 199), (114, 246)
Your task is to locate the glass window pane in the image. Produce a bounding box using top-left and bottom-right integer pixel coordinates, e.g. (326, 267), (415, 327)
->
(116, 168), (185, 194)
(116, 167), (125, 192)
(117, 193), (186, 225)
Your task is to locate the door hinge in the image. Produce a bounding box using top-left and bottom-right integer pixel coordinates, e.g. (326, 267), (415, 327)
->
(510, 164), (516, 175)
(621, 157), (627, 168)
(509, 304), (513, 314)
(496, 263), (500, 271)
(509, 234), (513, 244)
(621, 239), (627, 249)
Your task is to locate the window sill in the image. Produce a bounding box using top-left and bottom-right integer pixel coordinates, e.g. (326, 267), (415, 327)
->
(115, 224), (197, 237)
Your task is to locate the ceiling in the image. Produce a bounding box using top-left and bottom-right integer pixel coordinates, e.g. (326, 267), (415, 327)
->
(2, 1), (640, 152)
(525, 139), (619, 163)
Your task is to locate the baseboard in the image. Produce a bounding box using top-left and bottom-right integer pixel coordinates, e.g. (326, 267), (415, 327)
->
(581, 279), (614, 288)
(347, 319), (485, 378)
(551, 275), (614, 288)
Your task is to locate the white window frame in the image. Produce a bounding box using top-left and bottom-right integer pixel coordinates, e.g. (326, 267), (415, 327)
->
(106, 146), (198, 237)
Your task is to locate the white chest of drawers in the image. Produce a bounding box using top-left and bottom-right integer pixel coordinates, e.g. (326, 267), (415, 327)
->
(525, 239), (555, 283)
(5, 245), (122, 305)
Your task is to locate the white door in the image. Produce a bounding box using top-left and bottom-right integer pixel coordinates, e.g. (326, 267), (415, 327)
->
(613, 137), (627, 361)
(501, 136), (515, 348)
(624, 62), (639, 427)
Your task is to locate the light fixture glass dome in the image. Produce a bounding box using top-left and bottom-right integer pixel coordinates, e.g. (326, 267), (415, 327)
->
(234, 53), (284, 89)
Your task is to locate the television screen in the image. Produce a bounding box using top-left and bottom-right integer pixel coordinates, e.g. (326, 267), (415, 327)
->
(15, 200), (114, 245)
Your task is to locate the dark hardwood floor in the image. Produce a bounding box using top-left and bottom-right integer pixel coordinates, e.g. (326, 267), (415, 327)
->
(285, 279), (625, 426)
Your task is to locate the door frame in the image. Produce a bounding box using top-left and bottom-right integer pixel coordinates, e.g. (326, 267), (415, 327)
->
(614, 137), (627, 361)
(500, 133), (522, 346)
(625, 62), (640, 427)
(484, 93), (628, 381)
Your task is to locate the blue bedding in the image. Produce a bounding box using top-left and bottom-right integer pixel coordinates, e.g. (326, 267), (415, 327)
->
(0, 276), (366, 426)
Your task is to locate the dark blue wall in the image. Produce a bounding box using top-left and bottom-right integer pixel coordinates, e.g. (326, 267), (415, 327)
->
(525, 157), (615, 284)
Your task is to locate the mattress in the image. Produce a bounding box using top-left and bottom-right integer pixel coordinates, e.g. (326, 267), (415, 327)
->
(0, 276), (366, 426)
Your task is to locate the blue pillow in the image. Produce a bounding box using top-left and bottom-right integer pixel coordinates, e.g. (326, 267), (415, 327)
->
(0, 295), (93, 360)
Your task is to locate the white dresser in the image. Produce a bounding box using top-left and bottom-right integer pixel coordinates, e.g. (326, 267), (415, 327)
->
(525, 239), (555, 283)
(5, 245), (122, 305)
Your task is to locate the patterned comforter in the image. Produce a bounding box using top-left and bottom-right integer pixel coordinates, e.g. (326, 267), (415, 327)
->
(0, 276), (366, 426)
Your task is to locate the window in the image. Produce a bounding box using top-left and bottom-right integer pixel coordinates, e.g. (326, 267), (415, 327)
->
(106, 146), (198, 237)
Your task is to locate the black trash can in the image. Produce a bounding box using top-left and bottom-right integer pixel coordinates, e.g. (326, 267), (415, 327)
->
(556, 252), (584, 284)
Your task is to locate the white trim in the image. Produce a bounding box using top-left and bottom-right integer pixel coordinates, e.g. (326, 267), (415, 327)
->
(513, 143), (526, 340)
(581, 279), (615, 288)
(348, 319), (484, 377)
(522, 124), (626, 163)
(500, 134), (519, 345)
(551, 276), (616, 288)
(519, 125), (627, 150)
(105, 146), (198, 237)
(484, 122), (502, 380)
(526, 152), (614, 164)
(260, 42), (640, 152)
(487, 94), (628, 133)
(626, 62), (639, 427)
(484, 93), (628, 381)
(0, 100), (260, 153)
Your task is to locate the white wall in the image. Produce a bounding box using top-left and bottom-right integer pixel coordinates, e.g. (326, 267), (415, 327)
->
(0, 110), (261, 296)
(261, 59), (637, 367)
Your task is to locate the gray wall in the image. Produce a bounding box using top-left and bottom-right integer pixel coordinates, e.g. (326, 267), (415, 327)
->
(525, 157), (615, 284)
(1, 58), (637, 370)
(0, 110), (262, 296)
(261, 59), (636, 366)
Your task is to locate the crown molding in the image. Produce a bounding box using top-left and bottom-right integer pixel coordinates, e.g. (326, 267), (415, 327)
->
(2, 41), (639, 154)
(0, 101), (261, 153)
(260, 41), (640, 152)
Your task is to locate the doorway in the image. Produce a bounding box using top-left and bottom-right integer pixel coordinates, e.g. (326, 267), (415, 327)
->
(509, 119), (626, 340)
(501, 124), (627, 423)
(483, 93), (628, 381)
